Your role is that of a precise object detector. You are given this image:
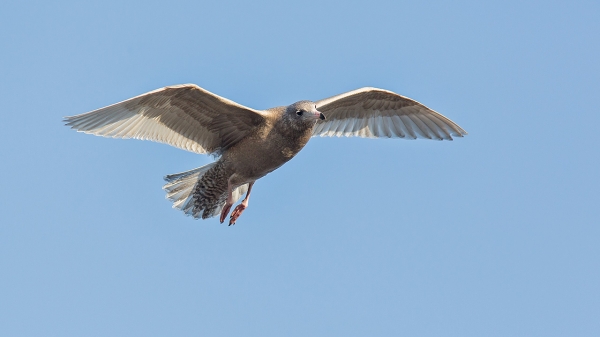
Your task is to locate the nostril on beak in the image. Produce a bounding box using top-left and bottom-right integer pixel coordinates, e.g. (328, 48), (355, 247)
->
(319, 113), (326, 120)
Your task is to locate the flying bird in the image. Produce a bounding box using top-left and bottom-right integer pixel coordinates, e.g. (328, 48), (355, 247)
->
(64, 84), (467, 225)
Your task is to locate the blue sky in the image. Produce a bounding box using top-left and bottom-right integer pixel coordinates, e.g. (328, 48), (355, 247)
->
(1, 0), (599, 336)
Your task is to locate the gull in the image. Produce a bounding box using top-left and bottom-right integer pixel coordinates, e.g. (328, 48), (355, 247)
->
(64, 84), (467, 225)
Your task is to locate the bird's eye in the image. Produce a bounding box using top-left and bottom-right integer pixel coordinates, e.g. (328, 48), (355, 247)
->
(296, 110), (304, 116)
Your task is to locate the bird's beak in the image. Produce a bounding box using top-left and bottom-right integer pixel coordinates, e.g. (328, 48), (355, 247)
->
(311, 108), (325, 120)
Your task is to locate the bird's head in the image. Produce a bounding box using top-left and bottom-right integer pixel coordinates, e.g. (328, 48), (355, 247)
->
(285, 101), (326, 122)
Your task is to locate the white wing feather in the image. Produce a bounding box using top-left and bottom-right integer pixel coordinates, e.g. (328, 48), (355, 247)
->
(314, 87), (467, 140)
(64, 84), (266, 154)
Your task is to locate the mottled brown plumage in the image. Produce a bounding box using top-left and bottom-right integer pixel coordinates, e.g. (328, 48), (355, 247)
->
(64, 84), (467, 225)
(185, 104), (316, 222)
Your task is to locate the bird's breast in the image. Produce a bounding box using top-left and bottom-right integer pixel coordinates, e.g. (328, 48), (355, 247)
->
(225, 125), (313, 180)
(281, 147), (295, 158)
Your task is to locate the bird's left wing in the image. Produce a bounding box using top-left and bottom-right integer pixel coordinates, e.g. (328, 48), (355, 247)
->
(64, 84), (266, 154)
(313, 87), (467, 140)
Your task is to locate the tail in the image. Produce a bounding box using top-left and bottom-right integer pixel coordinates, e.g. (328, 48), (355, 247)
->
(163, 163), (248, 219)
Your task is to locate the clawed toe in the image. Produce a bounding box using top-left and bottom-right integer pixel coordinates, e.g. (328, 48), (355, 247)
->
(229, 204), (247, 226)
(220, 204), (232, 223)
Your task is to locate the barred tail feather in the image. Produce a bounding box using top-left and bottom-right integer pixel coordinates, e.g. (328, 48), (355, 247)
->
(164, 163), (215, 211)
(163, 163), (248, 219)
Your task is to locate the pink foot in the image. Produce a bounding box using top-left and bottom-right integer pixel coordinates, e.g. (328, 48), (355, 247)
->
(220, 203), (232, 223)
(229, 204), (247, 226)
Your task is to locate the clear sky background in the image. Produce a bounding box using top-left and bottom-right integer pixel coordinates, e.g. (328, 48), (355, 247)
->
(1, 0), (599, 336)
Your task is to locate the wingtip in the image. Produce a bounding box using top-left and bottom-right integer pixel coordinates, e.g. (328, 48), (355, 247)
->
(62, 116), (74, 127)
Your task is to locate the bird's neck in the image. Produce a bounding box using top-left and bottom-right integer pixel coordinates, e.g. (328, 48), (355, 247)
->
(272, 117), (315, 150)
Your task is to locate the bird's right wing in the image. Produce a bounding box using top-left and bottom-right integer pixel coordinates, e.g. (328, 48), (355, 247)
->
(64, 84), (266, 154)
(313, 87), (467, 140)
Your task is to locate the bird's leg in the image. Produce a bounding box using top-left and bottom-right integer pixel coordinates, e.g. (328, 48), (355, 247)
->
(219, 181), (234, 224)
(229, 182), (254, 226)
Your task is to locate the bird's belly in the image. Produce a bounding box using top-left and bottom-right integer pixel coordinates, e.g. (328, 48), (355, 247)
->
(244, 146), (295, 176)
(226, 139), (304, 182)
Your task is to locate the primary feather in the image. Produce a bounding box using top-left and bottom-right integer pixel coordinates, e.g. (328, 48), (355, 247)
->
(314, 87), (467, 140)
(64, 84), (266, 155)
